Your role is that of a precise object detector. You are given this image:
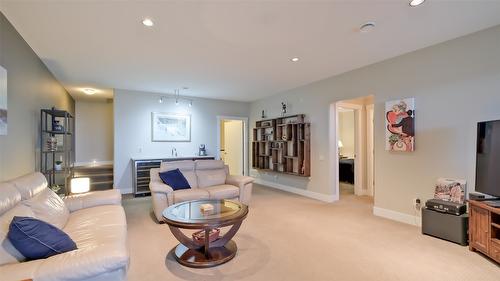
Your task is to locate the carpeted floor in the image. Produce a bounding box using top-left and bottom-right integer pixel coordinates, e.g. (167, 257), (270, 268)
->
(123, 184), (500, 281)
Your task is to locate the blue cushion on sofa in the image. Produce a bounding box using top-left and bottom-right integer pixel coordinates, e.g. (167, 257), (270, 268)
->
(159, 168), (191, 190)
(8, 216), (77, 260)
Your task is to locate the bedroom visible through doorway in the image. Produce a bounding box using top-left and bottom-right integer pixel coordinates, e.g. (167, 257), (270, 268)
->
(335, 96), (374, 199)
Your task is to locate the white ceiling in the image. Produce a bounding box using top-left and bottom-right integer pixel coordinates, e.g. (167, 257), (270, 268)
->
(2, 0), (500, 102)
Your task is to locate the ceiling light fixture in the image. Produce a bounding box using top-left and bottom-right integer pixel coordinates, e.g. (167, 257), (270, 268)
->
(159, 97), (163, 104)
(188, 100), (193, 107)
(291, 57), (299, 62)
(359, 22), (376, 33)
(82, 88), (97, 95)
(409, 0), (425, 7)
(142, 18), (154, 27)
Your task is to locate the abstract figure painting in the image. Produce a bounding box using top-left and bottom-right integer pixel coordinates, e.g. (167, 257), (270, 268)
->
(0, 65), (7, 135)
(152, 112), (191, 142)
(385, 98), (415, 152)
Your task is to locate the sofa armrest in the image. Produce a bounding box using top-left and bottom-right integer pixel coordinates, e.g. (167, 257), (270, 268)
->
(226, 175), (254, 187)
(149, 168), (174, 194)
(149, 181), (174, 194)
(63, 189), (121, 212)
(226, 175), (254, 205)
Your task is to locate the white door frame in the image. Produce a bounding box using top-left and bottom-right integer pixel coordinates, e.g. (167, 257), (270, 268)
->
(335, 102), (365, 196)
(366, 104), (375, 197)
(216, 116), (249, 176)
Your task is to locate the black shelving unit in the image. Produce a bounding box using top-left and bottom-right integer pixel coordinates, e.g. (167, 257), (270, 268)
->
(40, 108), (74, 195)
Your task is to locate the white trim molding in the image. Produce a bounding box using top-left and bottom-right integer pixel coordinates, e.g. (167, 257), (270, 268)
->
(373, 206), (422, 227)
(255, 179), (336, 203)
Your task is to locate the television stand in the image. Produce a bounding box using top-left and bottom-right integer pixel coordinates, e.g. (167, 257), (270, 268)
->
(469, 200), (500, 263)
(484, 200), (500, 208)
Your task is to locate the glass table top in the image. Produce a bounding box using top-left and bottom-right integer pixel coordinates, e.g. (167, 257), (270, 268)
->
(163, 199), (245, 224)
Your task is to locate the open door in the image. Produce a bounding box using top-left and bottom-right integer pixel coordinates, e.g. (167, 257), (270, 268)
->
(217, 116), (248, 176)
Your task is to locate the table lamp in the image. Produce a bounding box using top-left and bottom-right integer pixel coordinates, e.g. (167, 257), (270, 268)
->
(70, 177), (90, 194)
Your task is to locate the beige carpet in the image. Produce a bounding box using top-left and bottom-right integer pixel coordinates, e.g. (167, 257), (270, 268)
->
(123, 184), (500, 281)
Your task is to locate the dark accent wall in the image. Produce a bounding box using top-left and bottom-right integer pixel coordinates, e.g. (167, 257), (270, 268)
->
(0, 12), (75, 181)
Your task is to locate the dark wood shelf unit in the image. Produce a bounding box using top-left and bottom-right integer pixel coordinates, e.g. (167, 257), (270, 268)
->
(469, 200), (500, 264)
(252, 114), (310, 177)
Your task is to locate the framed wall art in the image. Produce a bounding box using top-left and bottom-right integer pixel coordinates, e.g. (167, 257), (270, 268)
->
(0, 65), (7, 136)
(151, 112), (191, 142)
(385, 98), (415, 152)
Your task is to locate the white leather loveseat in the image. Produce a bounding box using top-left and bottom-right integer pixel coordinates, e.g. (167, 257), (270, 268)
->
(149, 160), (254, 222)
(0, 172), (129, 281)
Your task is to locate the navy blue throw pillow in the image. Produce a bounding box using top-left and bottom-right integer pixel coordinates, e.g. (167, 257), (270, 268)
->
(159, 168), (191, 190)
(8, 216), (77, 260)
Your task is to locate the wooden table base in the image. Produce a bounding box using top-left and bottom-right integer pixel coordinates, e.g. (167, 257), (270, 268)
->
(173, 240), (237, 268)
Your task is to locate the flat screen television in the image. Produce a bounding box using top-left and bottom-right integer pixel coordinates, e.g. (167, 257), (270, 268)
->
(476, 119), (500, 197)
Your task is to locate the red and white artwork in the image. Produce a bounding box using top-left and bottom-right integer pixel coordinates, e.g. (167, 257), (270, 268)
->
(385, 98), (415, 152)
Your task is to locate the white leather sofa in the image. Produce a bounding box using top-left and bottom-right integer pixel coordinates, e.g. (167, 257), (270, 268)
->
(149, 160), (254, 222)
(0, 172), (129, 281)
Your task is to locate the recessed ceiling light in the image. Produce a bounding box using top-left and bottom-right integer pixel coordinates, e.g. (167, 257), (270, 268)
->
(360, 22), (376, 33)
(291, 57), (299, 62)
(142, 18), (154, 27)
(409, 0), (425, 7)
(82, 88), (97, 95)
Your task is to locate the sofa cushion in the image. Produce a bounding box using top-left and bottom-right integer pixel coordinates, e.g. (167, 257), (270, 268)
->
(196, 169), (227, 188)
(63, 205), (127, 248)
(195, 160), (225, 170)
(0, 205), (34, 265)
(8, 216), (77, 260)
(204, 185), (240, 200)
(0, 182), (21, 216)
(159, 169), (191, 190)
(173, 189), (210, 204)
(160, 160), (198, 188)
(22, 188), (69, 229)
(9, 172), (47, 200)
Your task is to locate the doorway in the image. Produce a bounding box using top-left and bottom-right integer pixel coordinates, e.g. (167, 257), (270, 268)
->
(216, 116), (248, 176)
(333, 96), (374, 199)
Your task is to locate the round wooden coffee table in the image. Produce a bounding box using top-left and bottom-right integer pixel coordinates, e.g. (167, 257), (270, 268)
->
(163, 199), (248, 268)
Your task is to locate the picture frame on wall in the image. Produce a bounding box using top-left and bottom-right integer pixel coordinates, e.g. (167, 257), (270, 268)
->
(151, 112), (191, 142)
(0, 65), (7, 136)
(385, 97), (415, 152)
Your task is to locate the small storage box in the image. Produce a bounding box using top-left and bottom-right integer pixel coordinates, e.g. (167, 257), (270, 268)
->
(422, 207), (469, 246)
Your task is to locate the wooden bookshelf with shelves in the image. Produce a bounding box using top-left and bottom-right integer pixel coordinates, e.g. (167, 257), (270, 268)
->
(252, 114), (310, 177)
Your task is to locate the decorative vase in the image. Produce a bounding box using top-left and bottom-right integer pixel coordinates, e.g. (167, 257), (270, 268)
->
(55, 163), (62, 171)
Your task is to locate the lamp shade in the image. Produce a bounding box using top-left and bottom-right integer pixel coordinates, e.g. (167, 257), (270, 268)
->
(338, 140), (344, 148)
(70, 177), (90, 194)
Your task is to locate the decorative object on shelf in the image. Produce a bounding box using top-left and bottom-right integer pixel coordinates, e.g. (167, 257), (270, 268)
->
(49, 184), (61, 193)
(152, 112), (191, 142)
(192, 228), (220, 246)
(281, 102), (287, 117)
(0, 65), (7, 136)
(385, 98), (415, 152)
(199, 144), (207, 156)
(52, 120), (64, 132)
(70, 177), (90, 194)
(252, 114), (310, 177)
(261, 110), (266, 119)
(434, 178), (466, 204)
(47, 136), (58, 151)
(338, 140), (344, 157)
(55, 160), (63, 171)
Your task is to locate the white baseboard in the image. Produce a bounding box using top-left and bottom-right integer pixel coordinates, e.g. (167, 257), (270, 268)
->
(74, 160), (113, 167)
(254, 179), (336, 203)
(373, 206), (422, 227)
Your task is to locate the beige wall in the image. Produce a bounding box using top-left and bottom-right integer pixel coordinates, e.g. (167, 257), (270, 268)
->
(250, 25), (500, 217)
(0, 12), (74, 181)
(338, 110), (355, 158)
(75, 100), (113, 165)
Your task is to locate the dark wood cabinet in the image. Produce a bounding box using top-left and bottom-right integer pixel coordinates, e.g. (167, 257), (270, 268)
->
(469, 200), (500, 264)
